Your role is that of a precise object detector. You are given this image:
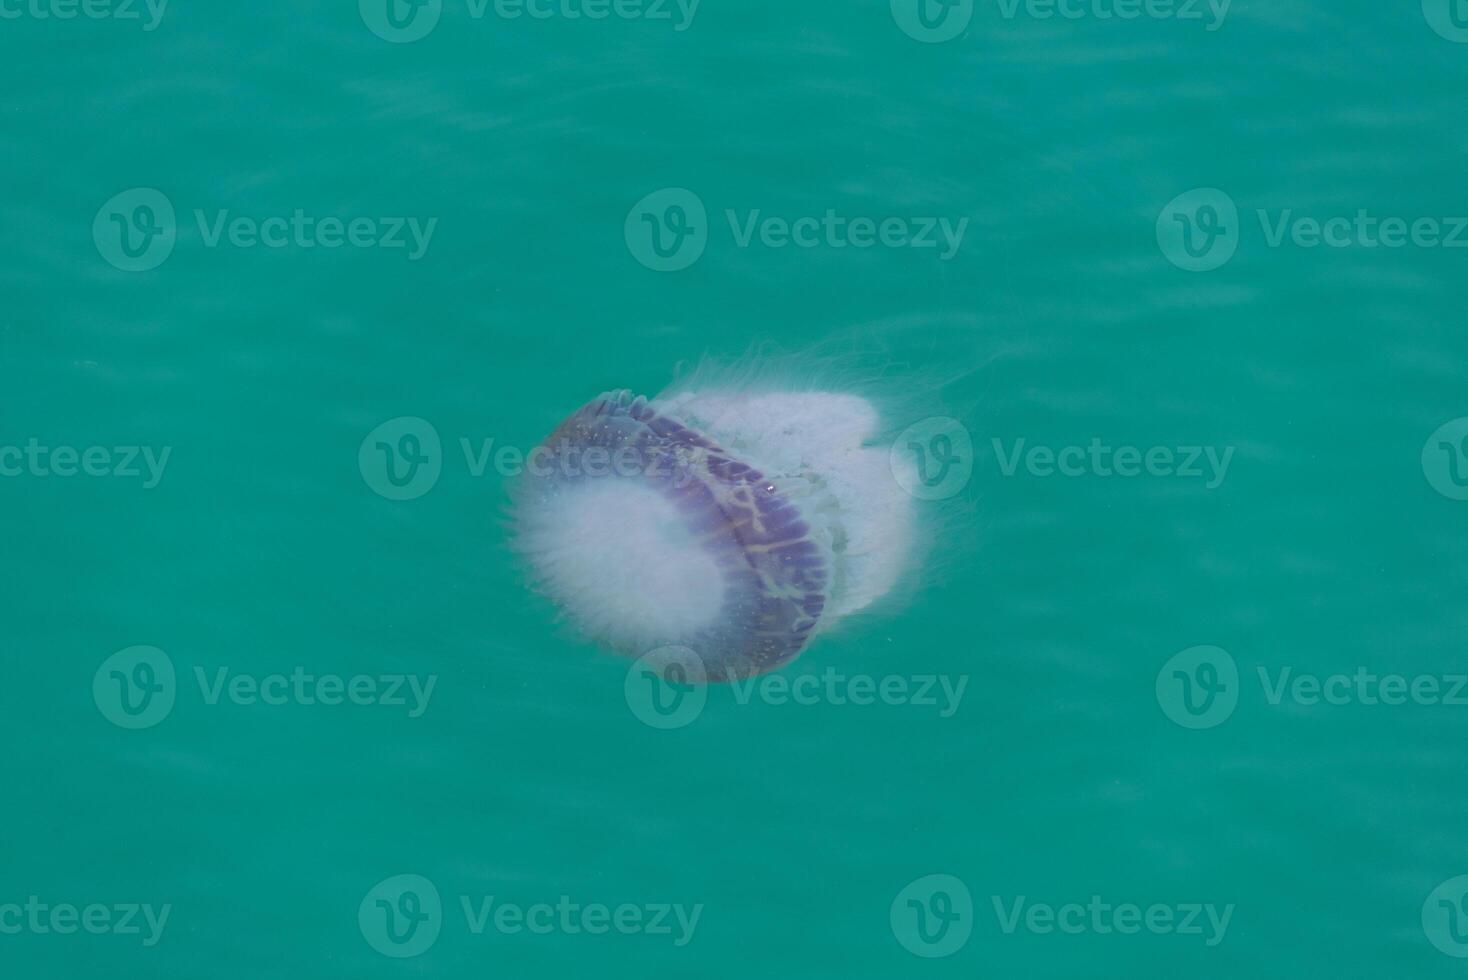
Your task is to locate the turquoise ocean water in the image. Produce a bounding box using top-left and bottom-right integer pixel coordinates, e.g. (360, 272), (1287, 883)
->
(4, 1), (1468, 976)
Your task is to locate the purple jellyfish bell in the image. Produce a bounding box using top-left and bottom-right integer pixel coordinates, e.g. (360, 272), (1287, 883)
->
(511, 383), (920, 682)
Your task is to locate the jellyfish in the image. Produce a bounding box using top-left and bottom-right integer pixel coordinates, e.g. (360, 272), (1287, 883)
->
(509, 350), (973, 682)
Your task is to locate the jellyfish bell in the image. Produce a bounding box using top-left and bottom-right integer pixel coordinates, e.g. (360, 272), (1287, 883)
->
(509, 351), (975, 682)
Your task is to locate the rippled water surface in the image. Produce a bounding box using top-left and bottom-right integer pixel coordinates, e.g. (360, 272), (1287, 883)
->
(3, 2), (1468, 977)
